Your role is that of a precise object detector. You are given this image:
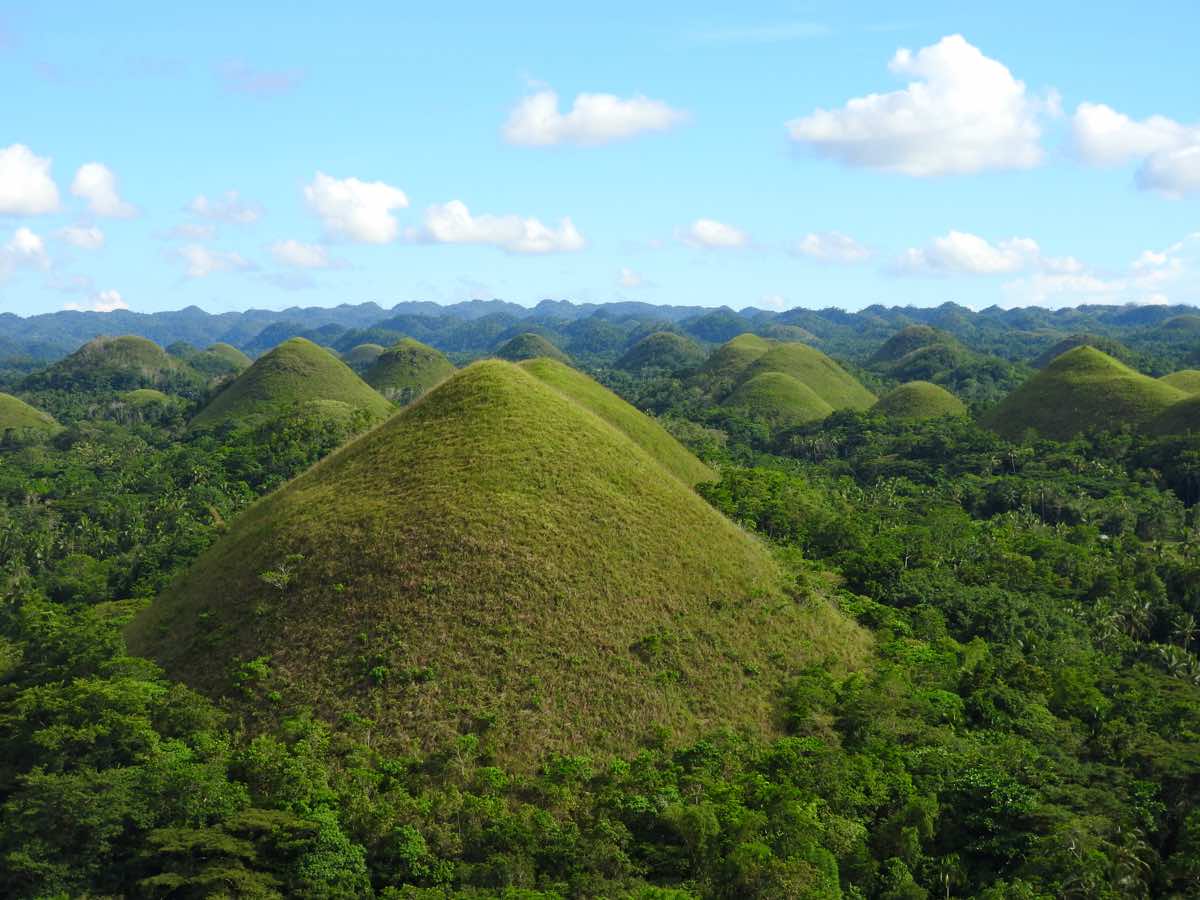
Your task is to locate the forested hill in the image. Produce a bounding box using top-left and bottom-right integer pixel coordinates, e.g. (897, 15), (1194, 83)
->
(5, 300), (1200, 374)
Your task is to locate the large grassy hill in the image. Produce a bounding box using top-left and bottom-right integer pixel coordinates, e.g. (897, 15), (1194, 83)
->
(129, 360), (866, 765)
(0, 392), (61, 436)
(517, 357), (714, 486)
(28, 335), (197, 392)
(494, 332), (571, 365)
(363, 338), (455, 404)
(869, 325), (963, 366)
(1160, 370), (1200, 394)
(1031, 333), (1133, 369)
(342, 343), (387, 373)
(724, 372), (833, 428)
(1149, 396), (1200, 436)
(615, 331), (706, 374)
(697, 333), (772, 386)
(874, 381), (967, 421)
(983, 346), (1184, 440)
(189, 337), (393, 431)
(739, 343), (876, 411)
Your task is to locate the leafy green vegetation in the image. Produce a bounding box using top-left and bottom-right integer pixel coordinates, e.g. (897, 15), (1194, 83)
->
(874, 381), (966, 421)
(723, 372), (834, 429)
(494, 332), (572, 364)
(363, 338), (456, 404)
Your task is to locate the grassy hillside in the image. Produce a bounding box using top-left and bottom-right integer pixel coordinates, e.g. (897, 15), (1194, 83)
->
(363, 338), (456, 404)
(698, 333), (773, 385)
(342, 343), (387, 372)
(189, 337), (393, 431)
(129, 360), (867, 766)
(1032, 333), (1132, 368)
(724, 372), (833, 428)
(1149, 396), (1200, 435)
(869, 325), (963, 366)
(1160, 370), (1200, 394)
(0, 392), (61, 435)
(983, 346), (1184, 440)
(204, 342), (252, 371)
(615, 331), (706, 374)
(518, 357), (714, 486)
(494, 332), (571, 364)
(739, 343), (877, 411)
(29, 335), (196, 391)
(874, 381), (967, 421)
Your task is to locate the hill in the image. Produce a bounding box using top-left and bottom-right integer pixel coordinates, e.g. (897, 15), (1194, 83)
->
(1149, 396), (1200, 435)
(1159, 370), (1200, 394)
(1032, 333), (1132, 369)
(869, 325), (962, 366)
(723, 372), (833, 428)
(28, 335), (196, 392)
(342, 343), (387, 372)
(128, 361), (866, 765)
(983, 346), (1184, 440)
(615, 332), (706, 374)
(874, 382), (967, 421)
(0, 392), (61, 436)
(739, 343), (876, 411)
(363, 338), (456, 404)
(1159, 315), (1200, 332)
(517, 357), (714, 486)
(201, 342), (252, 373)
(189, 337), (393, 431)
(697, 333), (774, 388)
(494, 332), (571, 364)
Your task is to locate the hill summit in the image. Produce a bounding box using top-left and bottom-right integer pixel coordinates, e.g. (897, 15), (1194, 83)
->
(189, 337), (393, 431)
(130, 360), (864, 765)
(983, 346), (1184, 440)
(874, 382), (967, 421)
(724, 372), (833, 428)
(28, 335), (195, 392)
(494, 332), (571, 365)
(0, 393), (61, 437)
(616, 332), (706, 374)
(363, 338), (455, 404)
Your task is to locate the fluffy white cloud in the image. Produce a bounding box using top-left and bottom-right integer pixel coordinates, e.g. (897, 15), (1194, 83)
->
(760, 293), (791, 311)
(893, 231), (1050, 275)
(503, 88), (687, 146)
(63, 289), (128, 312)
(0, 144), (60, 215)
(414, 200), (585, 253)
(189, 190), (263, 224)
(1072, 102), (1200, 197)
(618, 267), (643, 288)
(304, 172), (408, 244)
(680, 218), (748, 249)
(71, 163), (136, 218)
(0, 227), (50, 279)
(795, 231), (871, 263)
(787, 34), (1054, 176)
(57, 225), (105, 250)
(270, 239), (342, 269)
(177, 244), (254, 278)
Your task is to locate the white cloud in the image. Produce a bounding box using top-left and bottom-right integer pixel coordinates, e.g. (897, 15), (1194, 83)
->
(304, 171), (409, 244)
(787, 34), (1054, 176)
(63, 289), (128, 312)
(177, 243), (254, 278)
(189, 190), (262, 224)
(760, 293), (791, 310)
(414, 200), (585, 253)
(795, 231), (871, 263)
(0, 144), (60, 215)
(893, 231), (1049, 275)
(1072, 102), (1200, 197)
(57, 225), (105, 250)
(680, 218), (748, 249)
(164, 222), (217, 241)
(503, 88), (687, 147)
(71, 162), (136, 218)
(270, 239), (343, 269)
(618, 267), (643, 288)
(0, 227), (50, 279)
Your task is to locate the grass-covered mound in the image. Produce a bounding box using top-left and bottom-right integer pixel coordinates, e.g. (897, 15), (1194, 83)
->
(363, 339), (456, 405)
(1159, 370), (1200, 394)
(698, 333), (773, 385)
(204, 343), (252, 371)
(189, 337), (393, 431)
(30, 335), (195, 392)
(615, 332), (706, 374)
(129, 361), (866, 765)
(1159, 315), (1200, 332)
(518, 357), (714, 486)
(724, 372), (833, 428)
(874, 381), (967, 421)
(739, 343), (876, 411)
(0, 392), (61, 436)
(494, 332), (571, 365)
(1032, 334), (1131, 369)
(1149, 396), (1200, 435)
(342, 343), (387, 372)
(869, 325), (961, 366)
(983, 346), (1185, 440)
(121, 388), (175, 407)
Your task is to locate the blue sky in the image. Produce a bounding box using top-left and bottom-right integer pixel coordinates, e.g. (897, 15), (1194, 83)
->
(1, 1), (1198, 316)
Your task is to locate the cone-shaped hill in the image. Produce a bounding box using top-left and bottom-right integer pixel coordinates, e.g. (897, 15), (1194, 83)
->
(343, 343), (387, 372)
(1032, 334), (1131, 369)
(363, 339), (456, 405)
(1160, 370), (1200, 394)
(200, 342), (252, 373)
(740, 343), (876, 411)
(30, 335), (195, 391)
(724, 373), (833, 428)
(874, 382), (967, 421)
(1149, 396), (1200, 436)
(616, 332), (706, 374)
(698, 333), (773, 385)
(517, 357), (714, 485)
(189, 337), (393, 431)
(869, 325), (961, 366)
(494, 332), (571, 365)
(0, 392), (61, 436)
(983, 346), (1184, 440)
(129, 361), (866, 765)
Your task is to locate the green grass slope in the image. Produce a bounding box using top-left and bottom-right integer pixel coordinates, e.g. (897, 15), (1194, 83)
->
(875, 381), (967, 421)
(615, 332), (706, 374)
(517, 357), (714, 486)
(724, 372), (833, 428)
(494, 332), (571, 365)
(342, 343), (387, 372)
(129, 361), (867, 765)
(189, 337), (393, 431)
(1159, 370), (1200, 394)
(739, 343), (876, 411)
(1149, 396), (1200, 435)
(983, 346), (1185, 440)
(205, 343), (252, 371)
(869, 325), (962, 366)
(0, 392), (61, 435)
(364, 339), (456, 404)
(698, 333), (773, 384)
(1032, 334), (1132, 369)
(33, 335), (193, 391)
